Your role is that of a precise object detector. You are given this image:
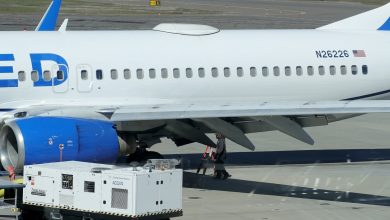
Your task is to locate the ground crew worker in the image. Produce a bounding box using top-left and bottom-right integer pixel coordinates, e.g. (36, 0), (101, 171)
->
(214, 133), (231, 180)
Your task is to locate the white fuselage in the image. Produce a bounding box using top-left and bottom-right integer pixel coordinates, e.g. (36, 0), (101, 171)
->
(0, 29), (389, 109)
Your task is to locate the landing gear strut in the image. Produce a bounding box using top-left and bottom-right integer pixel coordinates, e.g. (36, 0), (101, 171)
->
(125, 148), (163, 163)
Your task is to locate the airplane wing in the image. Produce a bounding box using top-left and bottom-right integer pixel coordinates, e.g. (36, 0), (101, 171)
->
(108, 100), (390, 121)
(2, 100), (390, 151)
(108, 100), (390, 149)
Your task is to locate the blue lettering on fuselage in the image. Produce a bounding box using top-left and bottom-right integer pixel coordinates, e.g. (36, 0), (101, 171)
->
(0, 54), (18, 87)
(30, 53), (68, 87)
(0, 53), (68, 87)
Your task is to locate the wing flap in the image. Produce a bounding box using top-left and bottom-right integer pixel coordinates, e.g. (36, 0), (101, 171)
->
(165, 120), (216, 148)
(194, 118), (256, 151)
(256, 116), (315, 145)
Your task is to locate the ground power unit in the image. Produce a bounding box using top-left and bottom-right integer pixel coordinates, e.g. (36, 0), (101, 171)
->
(22, 161), (183, 219)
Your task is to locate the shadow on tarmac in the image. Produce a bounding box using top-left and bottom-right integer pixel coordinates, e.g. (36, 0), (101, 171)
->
(165, 148), (390, 169)
(183, 172), (390, 207)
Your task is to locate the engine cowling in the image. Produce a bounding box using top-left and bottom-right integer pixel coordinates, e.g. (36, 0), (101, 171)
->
(0, 117), (130, 172)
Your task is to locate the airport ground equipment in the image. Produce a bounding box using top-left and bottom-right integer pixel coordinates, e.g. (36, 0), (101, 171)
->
(0, 178), (23, 219)
(196, 146), (215, 175)
(149, 0), (161, 6)
(21, 160), (183, 220)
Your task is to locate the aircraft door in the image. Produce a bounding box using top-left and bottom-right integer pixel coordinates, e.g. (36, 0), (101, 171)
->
(76, 64), (93, 92)
(52, 64), (69, 93)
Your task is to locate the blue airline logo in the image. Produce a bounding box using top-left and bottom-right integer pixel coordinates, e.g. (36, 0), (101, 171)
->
(0, 53), (68, 87)
(0, 54), (18, 87)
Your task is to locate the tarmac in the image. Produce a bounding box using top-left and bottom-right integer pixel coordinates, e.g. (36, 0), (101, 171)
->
(0, 0), (375, 30)
(1, 0), (390, 219)
(181, 162), (390, 220)
(162, 114), (390, 219)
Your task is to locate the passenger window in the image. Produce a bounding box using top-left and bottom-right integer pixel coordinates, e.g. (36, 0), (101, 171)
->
(351, 65), (358, 75)
(186, 68), (193, 78)
(81, 70), (88, 80)
(224, 67), (230, 77)
(362, 65), (368, 75)
(285, 66), (291, 76)
(111, 69), (118, 80)
(307, 66), (314, 76)
(329, 66), (336, 75)
(318, 66), (325, 75)
(96, 69), (103, 80)
(57, 70), (64, 80)
(173, 68), (180, 78)
(123, 69), (130, 79)
(31, 70), (39, 82)
(198, 68), (205, 78)
(43, 70), (51, 81)
(161, 68), (168, 78)
(18, 71), (26, 82)
(273, 66), (280, 76)
(262, 67), (268, 77)
(341, 65), (347, 75)
(250, 67), (257, 77)
(237, 67), (244, 77)
(211, 67), (218, 78)
(296, 66), (302, 76)
(149, 68), (156, 79)
(136, 69), (144, 79)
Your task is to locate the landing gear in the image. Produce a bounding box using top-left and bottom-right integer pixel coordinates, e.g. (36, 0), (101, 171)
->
(142, 150), (164, 160)
(125, 148), (163, 163)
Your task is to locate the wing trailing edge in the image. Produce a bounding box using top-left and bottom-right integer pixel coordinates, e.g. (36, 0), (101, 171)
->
(194, 118), (256, 151)
(256, 116), (315, 145)
(165, 120), (216, 148)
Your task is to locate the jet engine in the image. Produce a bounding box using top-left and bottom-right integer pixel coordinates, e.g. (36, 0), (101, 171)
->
(0, 117), (134, 172)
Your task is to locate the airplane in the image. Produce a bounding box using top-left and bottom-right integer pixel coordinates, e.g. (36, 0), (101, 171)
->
(1, 1), (390, 173)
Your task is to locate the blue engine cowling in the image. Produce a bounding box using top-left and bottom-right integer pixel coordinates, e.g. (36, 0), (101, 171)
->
(0, 117), (123, 172)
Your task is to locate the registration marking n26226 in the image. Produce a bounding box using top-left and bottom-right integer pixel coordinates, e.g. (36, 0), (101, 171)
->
(315, 50), (349, 58)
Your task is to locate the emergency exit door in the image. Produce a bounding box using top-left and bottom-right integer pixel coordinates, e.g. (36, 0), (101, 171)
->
(76, 64), (93, 92)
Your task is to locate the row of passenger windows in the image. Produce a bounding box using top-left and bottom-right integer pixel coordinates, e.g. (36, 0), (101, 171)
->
(91, 65), (369, 80)
(17, 70), (65, 82)
(16, 65), (368, 82)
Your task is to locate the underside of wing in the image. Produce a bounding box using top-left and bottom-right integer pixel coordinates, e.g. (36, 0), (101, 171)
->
(3, 100), (390, 152)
